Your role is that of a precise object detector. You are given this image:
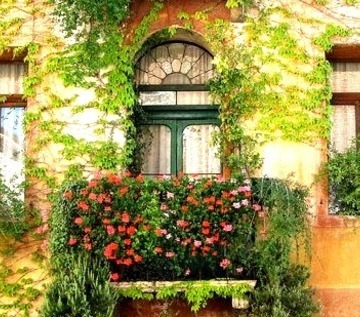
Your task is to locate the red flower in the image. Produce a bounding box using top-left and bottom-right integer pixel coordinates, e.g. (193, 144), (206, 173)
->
(123, 239), (132, 246)
(74, 217), (83, 225)
(80, 189), (88, 196)
(202, 220), (210, 228)
(208, 205), (215, 211)
(202, 228), (210, 235)
(110, 272), (120, 281)
(104, 206), (112, 212)
(136, 174), (143, 182)
(84, 243), (92, 250)
(68, 238), (77, 246)
(77, 201), (89, 211)
(126, 248), (135, 256)
(123, 258), (133, 266)
(204, 180), (213, 188)
(216, 199), (223, 206)
(181, 205), (188, 212)
(88, 180), (97, 188)
(121, 213), (130, 223)
(63, 191), (73, 199)
(118, 225), (126, 233)
(108, 173), (122, 185)
(84, 227), (91, 234)
(134, 254), (143, 263)
(124, 170), (132, 177)
(126, 226), (136, 235)
(104, 242), (118, 259)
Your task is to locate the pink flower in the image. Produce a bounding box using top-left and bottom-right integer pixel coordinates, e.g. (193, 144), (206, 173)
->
(220, 258), (231, 269)
(165, 251), (175, 258)
(184, 268), (191, 276)
(74, 217), (83, 225)
(238, 186), (251, 192)
(194, 240), (202, 248)
(106, 225), (116, 235)
(252, 204), (262, 212)
(160, 204), (168, 211)
(232, 202), (241, 209)
(88, 192), (97, 200)
(78, 201), (89, 211)
(223, 224), (233, 232)
(166, 191), (174, 199)
(68, 238), (77, 246)
(241, 199), (249, 206)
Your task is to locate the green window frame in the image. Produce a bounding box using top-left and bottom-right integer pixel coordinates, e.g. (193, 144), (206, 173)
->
(135, 42), (220, 177)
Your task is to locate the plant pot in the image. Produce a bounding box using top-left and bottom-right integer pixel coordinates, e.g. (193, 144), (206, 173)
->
(113, 280), (256, 317)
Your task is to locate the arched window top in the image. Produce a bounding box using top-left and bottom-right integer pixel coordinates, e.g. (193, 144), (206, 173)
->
(135, 42), (214, 86)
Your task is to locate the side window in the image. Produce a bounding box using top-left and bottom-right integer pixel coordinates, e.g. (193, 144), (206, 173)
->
(327, 46), (360, 214)
(135, 42), (221, 177)
(328, 48), (360, 152)
(0, 61), (26, 186)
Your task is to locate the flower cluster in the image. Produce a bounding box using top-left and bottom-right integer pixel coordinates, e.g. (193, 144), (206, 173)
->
(61, 172), (258, 282)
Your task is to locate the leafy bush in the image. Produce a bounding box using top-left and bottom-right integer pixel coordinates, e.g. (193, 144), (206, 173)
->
(41, 253), (118, 317)
(325, 137), (360, 215)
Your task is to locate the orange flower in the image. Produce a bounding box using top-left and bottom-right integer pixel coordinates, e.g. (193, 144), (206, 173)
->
(74, 217), (83, 225)
(124, 239), (132, 246)
(121, 212), (130, 223)
(134, 254), (143, 263)
(118, 225), (126, 233)
(181, 205), (188, 212)
(63, 191), (73, 199)
(154, 246), (163, 254)
(202, 220), (210, 228)
(119, 187), (129, 195)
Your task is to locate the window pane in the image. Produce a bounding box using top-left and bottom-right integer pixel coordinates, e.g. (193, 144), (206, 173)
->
(331, 62), (360, 92)
(331, 105), (356, 152)
(140, 125), (171, 176)
(0, 63), (25, 94)
(139, 91), (176, 105)
(182, 125), (220, 175)
(0, 107), (25, 186)
(177, 91), (212, 105)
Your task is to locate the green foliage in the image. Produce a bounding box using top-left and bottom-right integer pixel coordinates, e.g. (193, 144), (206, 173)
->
(249, 177), (320, 317)
(226, 0), (255, 9)
(118, 281), (252, 312)
(323, 136), (360, 215)
(40, 253), (118, 317)
(313, 24), (351, 51)
(0, 174), (27, 240)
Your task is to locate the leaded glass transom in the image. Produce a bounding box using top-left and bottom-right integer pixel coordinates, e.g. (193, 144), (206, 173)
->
(135, 42), (214, 86)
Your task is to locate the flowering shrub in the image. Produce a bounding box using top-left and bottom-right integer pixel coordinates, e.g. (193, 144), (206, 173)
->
(57, 172), (258, 282)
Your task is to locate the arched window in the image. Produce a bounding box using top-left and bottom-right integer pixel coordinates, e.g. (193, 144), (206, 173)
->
(135, 42), (221, 177)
